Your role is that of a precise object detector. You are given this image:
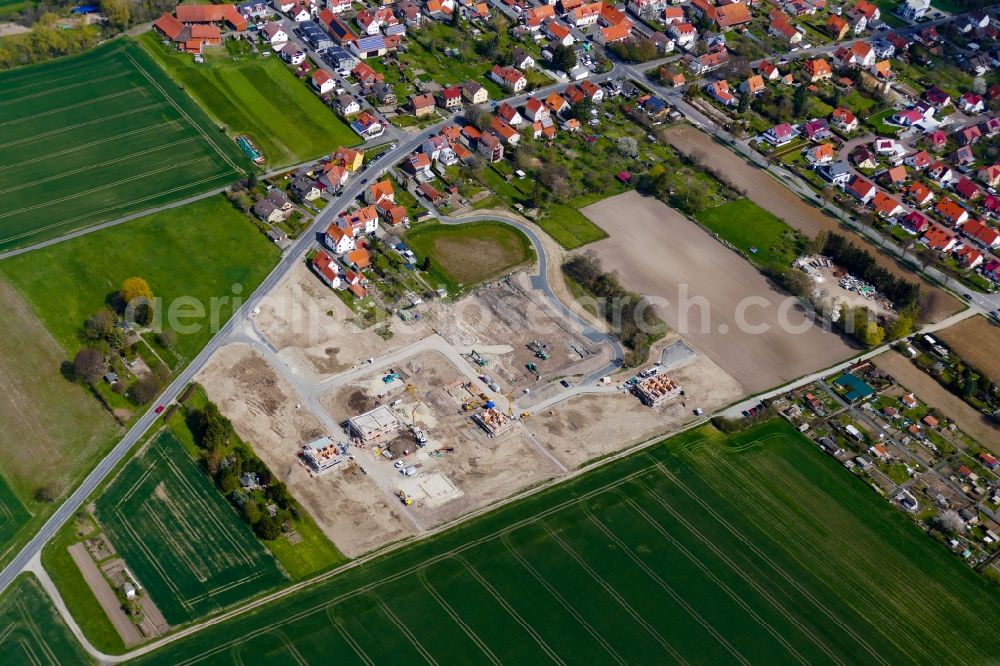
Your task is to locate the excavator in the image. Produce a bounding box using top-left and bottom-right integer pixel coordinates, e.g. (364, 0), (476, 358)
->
(396, 490), (412, 506)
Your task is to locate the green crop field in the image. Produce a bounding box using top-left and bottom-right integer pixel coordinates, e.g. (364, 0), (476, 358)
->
(0, 40), (247, 251)
(136, 419), (1000, 665)
(537, 204), (609, 250)
(138, 32), (358, 167)
(0, 574), (92, 665)
(96, 431), (286, 624)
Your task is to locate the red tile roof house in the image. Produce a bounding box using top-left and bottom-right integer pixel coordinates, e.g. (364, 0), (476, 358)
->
(959, 92), (985, 114)
(763, 123), (796, 146)
(904, 150), (931, 170)
(985, 194), (1000, 214)
(935, 197), (970, 227)
(847, 175), (877, 204)
(312, 69), (336, 94)
(980, 117), (1000, 137)
(707, 80), (736, 106)
(923, 86), (951, 108)
(325, 224), (356, 254)
(872, 191), (904, 217)
(902, 211), (929, 234)
(927, 130), (947, 151)
(955, 124), (983, 146)
(831, 107), (858, 132)
(883, 165), (907, 186)
(803, 118), (831, 141)
(954, 176), (981, 202)
(927, 162), (953, 185)
(963, 219), (1000, 249)
(490, 65), (527, 92)
(923, 225), (957, 252)
(890, 109), (923, 127)
(986, 259), (1000, 281)
(906, 182), (934, 207)
(954, 245), (984, 269)
(979, 164), (1000, 188)
(312, 251), (342, 288)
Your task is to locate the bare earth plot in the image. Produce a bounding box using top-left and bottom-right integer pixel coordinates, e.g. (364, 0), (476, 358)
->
(197, 344), (417, 557)
(582, 191), (855, 393)
(318, 350), (562, 529)
(0, 40), (245, 250)
(872, 350), (1000, 454)
(253, 262), (435, 381)
(0, 279), (118, 528)
(531, 334), (744, 468)
(936, 315), (1000, 385)
(664, 125), (960, 322)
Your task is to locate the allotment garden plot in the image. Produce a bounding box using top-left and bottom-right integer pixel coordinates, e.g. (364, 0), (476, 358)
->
(96, 431), (285, 624)
(138, 419), (1000, 665)
(0, 40), (246, 250)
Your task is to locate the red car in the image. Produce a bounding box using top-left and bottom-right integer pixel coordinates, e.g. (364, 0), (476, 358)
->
(154, 405), (165, 415)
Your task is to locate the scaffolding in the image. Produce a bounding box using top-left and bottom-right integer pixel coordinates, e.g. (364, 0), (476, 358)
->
(473, 407), (514, 437)
(634, 374), (683, 408)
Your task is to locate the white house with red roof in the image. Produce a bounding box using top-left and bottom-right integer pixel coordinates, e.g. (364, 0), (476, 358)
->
(490, 65), (527, 92)
(763, 123), (796, 146)
(954, 245), (984, 269)
(312, 251), (342, 288)
(523, 96), (550, 122)
(847, 175), (877, 203)
(312, 70), (336, 94)
(325, 225), (356, 254)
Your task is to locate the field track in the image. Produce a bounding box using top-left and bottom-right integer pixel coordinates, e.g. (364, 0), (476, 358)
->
(0, 40), (247, 251)
(136, 420), (1000, 666)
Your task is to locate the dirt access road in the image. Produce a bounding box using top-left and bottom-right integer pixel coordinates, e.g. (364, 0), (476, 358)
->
(873, 349), (1000, 454)
(582, 191), (855, 394)
(664, 125), (960, 323)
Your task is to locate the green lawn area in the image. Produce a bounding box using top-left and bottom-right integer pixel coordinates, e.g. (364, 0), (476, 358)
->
(536, 204), (608, 250)
(95, 430), (287, 625)
(0, 39), (247, 251)
(135, 419), (1000, 665)
(696, 198), (806, 271)
(405, 221), (534, 290)
(0, 574), (93, 664)
(0, 195), (280, 362)
(842, 89), (877, 116)
(138, 31), (357, 167)
(867, 109), (902, 136)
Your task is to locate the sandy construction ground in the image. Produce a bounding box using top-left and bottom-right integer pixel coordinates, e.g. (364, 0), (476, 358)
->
(872, 350), (1000, 454)
(664, 125), (960, 322)
(936, 316), (1000, 386)
(318, 350), (563, 528)
(530, 337), (744, 467)
(252, 262), (434, 382)
(582, 191), (855, 393)
(196, 344), (416, 557)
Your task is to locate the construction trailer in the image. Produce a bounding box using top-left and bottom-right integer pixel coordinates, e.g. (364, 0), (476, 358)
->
(347, 405), (403, 445)
(473, 407), (514, 437)
(634, 374), (683, 408)
(301, 436), (350, 473)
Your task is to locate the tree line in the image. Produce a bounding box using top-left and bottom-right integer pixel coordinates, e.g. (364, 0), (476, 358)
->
(562, 251), (667, 367)
(822, 234), (921, 311)
(192, 400), (298, 541)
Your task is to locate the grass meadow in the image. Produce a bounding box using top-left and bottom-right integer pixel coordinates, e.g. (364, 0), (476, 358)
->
(0, 195), (279, 362)
(96, 431), (286, 624)
(139, 32), (357, 167)
(0, 40), (247, 250)
(405, 221), (534, 289)
(696, 198), (807, 272)
(136, 419), (1000, 665)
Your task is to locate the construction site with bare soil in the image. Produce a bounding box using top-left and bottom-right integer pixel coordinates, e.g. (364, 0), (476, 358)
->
(196, 344), (417, 557)
(317, 349), (565, 528)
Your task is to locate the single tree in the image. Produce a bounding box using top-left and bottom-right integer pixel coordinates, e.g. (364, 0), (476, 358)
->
(120, 277), (153, 306)
(254, 514), (281, 540)
(550, 44), (577, 73)
(73, 348), (104, 384)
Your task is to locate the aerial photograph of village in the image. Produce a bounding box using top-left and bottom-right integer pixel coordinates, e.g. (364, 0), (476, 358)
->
(1, 0), (1000, 660)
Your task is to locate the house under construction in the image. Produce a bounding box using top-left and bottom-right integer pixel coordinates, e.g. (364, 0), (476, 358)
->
(347, 405), (402, 445)
(634, 374), (683, 408)
(473, 407), (514, 437)
(301, 436), (350, 473)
